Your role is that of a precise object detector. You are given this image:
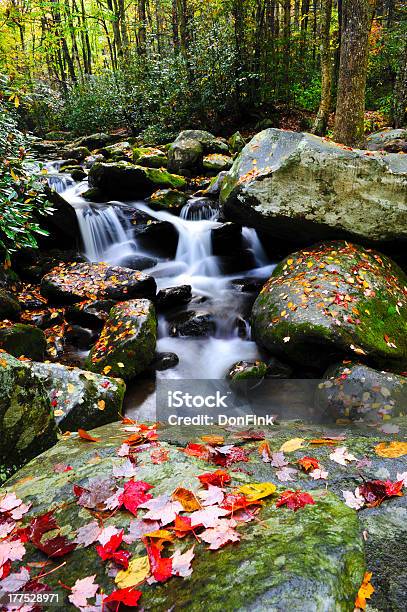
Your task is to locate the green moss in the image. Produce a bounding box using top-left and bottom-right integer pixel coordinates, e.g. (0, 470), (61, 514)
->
(142, 166), (186, 189)
(0, 324), (46, 360)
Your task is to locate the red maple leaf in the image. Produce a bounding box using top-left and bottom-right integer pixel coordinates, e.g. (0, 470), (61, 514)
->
(213, 447), (249, 467)
(221, 493), (254, 512)
(145, 540), (172, 583)
(104, 587), (142, 608)
(358, 479), (403, 507)
(182, 443), (210, 461)
(297, 457), (320, 473)
(96, 531), (131, 569)
(276, 490), (315, 511)
(122, 480), (154, 515)
(28, 511), (76, 557)
(173, 515), (196, 538)
(197, 470), (231, 488)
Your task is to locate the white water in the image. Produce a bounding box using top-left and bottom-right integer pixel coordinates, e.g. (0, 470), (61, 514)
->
(52, 169), (277, 400)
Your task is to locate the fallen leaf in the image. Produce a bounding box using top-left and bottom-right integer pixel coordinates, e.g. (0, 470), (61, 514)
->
(115, 556), (150, 588)
(276, 467), (298, 482)
(355, 572), (374, 610)
(172, 487), (201, 512)
(279, 438), (304, 453)
(276, 490), (315, 511)
(189, 505), (230, 528)
(140, 495), (183, 526)
(68, 575), (99, 609)
(104, 587), (142, 607)
(145, 540), (172, 583)
(329, 446), (358, 466)
(198, 485), (224, 507)
(342, 488), (365, 510)
(74, 521), (101, 547)
(171, 545), (195, 577)
(237, 482), (276, 501)
(374, 441), (407, 458)
(78, 429), (100, 442)
(200, 518), (240, 550)
(197, 470), (231, 488)
(201, 434), (225, 446)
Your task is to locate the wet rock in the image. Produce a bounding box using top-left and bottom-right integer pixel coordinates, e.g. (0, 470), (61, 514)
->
(266, 356), (294, 379)
(221, 128), (407, 246)
(84, 154), (105, 169)
(42, 186), (81, 250)
(181, 197), (219, 220)
(252, 241), (407, 371)
(62, 146), (90, 162)
(151, 351), (179, 370)
(169, 310), (216, 337)
(81, 187), (109, 202)
(59, 158), (78, 169)
(148, 188), (188, 213)
(0, 323), (46, 360)
(0, 289), (21, 320)
(88, 162), (186, 199)
(0, 352), (57, 479)
(41, 262), (156, 304)
(66, 299), (116, 329)
(15, 248), (85, 283)
(119, 255), (157, 271)
(366, 128), (407, 153)
(86, 299), (157, 380)
(0, 420), (366, 609)
(228, 131), (246, 153)
(132, 217), (178, 256)
(156, 285), (192, 311)
(203, 154), (233, 173)
(133, 146), (167, 168)
(30, 361), (125, 432)
(60, 164), (83, 174)
(229, 277), (265, 293)
(167, 137), (204, 174)
(21, 308), (64, 329)
(70, 167), (87, 181)
(70, 132), (114, 150)
(228, 360), (268, 381)
(212, 222), (243, 256)
(204, 171), (229, 197)
(99, 141), (132, 161)
(316, 362), (407, 422)
(174, 130), (229, 153)
(218, 249), (257, 274)
(65, 324), (99, 349)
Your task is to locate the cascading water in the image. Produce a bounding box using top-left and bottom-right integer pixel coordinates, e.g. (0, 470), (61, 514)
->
(180, 197), (218, 221)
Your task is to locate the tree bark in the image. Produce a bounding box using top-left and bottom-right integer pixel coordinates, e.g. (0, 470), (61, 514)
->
(312, 0), (333, 134)
(333, 0), (377, 146)
(393, 40), (407, 128)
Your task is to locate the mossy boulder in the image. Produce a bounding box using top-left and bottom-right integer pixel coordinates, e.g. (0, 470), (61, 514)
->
(62, 146), (91, 162)
(88, 161), (186, 199)
(203, 154), (233, 173)
(133, 146), (167, 168)
(148, 188), (188, 213)
(71, 132), (113, 151)
(0, 352), (57, 480)
(99, 141), (132, 161)
(0, 420), (366, 610)
(167, 138), (204, 173)
(228, 360), (268, 381)
(252, 241), (407, 372)
(86, 299), (157, 380)
(0, 323), (46, 360)
(204, 171), (229, 197)
(174, 130), (229, 153)
(0, 289), (21, 320)
(228, 131), (246, 153)
(30, 361), (126, 431)
(316, 362), (407, 422)
(41, 262), (156, 304)
(220, 128), (407, 246)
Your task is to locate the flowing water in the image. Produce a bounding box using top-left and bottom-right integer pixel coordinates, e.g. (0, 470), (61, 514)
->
(46, 164), (277, 416)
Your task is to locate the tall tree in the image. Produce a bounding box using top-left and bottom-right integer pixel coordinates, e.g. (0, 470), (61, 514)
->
(333, 0), (377, 145)
(393, 40), (407, 128)
(312, 0), (333, 135)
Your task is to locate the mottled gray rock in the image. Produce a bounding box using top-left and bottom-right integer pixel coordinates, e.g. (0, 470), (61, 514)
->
(366, 128), (407, 153)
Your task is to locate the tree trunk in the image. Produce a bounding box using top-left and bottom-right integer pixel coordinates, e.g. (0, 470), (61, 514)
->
(312, 0), (333, 134)
(138, 0), (147, 54)
(393, 41), (407, 128)
(283, 0), (291, 103)
(333, 0), (376, 146)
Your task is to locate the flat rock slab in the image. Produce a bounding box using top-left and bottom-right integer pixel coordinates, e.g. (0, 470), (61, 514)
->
(0, 421), (370, 611)
(41, 262), (156, 304)
(30, 362), (126, 431)
(220, 128), (407, 246)
(252, 241), (407, 371)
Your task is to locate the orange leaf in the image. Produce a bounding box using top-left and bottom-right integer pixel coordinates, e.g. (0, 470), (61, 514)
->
(78, 429), (100, 442)
(355, 572), (374, 610)
(172, 487), (201, 512)
(201, 434), (225, 446)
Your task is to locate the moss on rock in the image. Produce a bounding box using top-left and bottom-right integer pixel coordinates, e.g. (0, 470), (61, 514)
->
(0, 323), (46, 360)
(133, 146), (167, 168)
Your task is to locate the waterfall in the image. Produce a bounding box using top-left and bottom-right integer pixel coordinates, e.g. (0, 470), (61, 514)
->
(180, 198), (218, 221)
(242, 227), (268, 267)
(47, 174), (75, 193)
(75, 203), (137, 263)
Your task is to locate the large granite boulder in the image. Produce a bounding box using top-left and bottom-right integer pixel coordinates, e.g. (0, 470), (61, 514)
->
(70, 132), (113, 151)
(30, 362), (126, 431)
(316, 362), (407, 422)
(168, 130), (229, 173)
(41, 262), (156, 304)
(366, 128), (407, 153)
(0, 420), (370, 610)
(88, 162), (186, 199)
(86, 299), (157, 379)
(252, 241), (407, 371)
(0, 353), (57, 480)
(220, 129), (407, 246)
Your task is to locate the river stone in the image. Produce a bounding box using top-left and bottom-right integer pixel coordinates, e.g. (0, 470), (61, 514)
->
(30, 361), (125, 431)
(156, 285), (192, 311)
(0, 420), (365, 610)
(71, 132), (113, 151)
(203, 154), (233, 173)
(133, 146), (167, 168)
(99, 141), (132, 161)
(41, 262), (156, 304)
(0, 323), (46, 360)
(42, 186), (80, 250)
(204, 171), (229, 197)
(88, 161), (186, 199)
(220, 128), (407, 246)
(228, 360), (268, 381)
(316, 362), (407, 423)
(0, 289), (21, 320)
(148, 188), (188, 213)
(66, 299), (116, 329)
(251, 241), (407, 372)
(174, 130), (229, 153)
(366, 128), (407, 153)
(86, 299), (157, 380)
(62, 146), (90, 162)
(228, 131), (246, 153)
(0, 352), (57, 481)
(167, 138), (204, 173)
(169, 310), (216, 337)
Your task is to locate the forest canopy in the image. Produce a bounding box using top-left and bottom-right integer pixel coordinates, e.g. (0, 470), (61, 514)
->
(0, 0), (406, 141)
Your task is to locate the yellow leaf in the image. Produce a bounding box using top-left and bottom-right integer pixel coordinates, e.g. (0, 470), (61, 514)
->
(355, 572), (374, 610)
(115, 556), (150, 588)
(238, 482), (276, 501)
(280, 438), (305, 453)
(103, 366), (112, 374)
(117, 362), (125, 368)
(143, 529), (174, 542)
(10, 169), (19, 181)
(97, 399), (106, 411)
(67, 383), (75, 394)
(172, 487), (201, 512)
(201, 434), (224, 446)
(374, 441), (407, 458)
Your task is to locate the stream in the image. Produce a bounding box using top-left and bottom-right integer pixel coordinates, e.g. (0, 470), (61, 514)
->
(46, 163), (277, 417)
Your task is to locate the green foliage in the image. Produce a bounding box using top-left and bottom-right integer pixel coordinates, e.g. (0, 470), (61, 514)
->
(0, 77), (53, 260)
